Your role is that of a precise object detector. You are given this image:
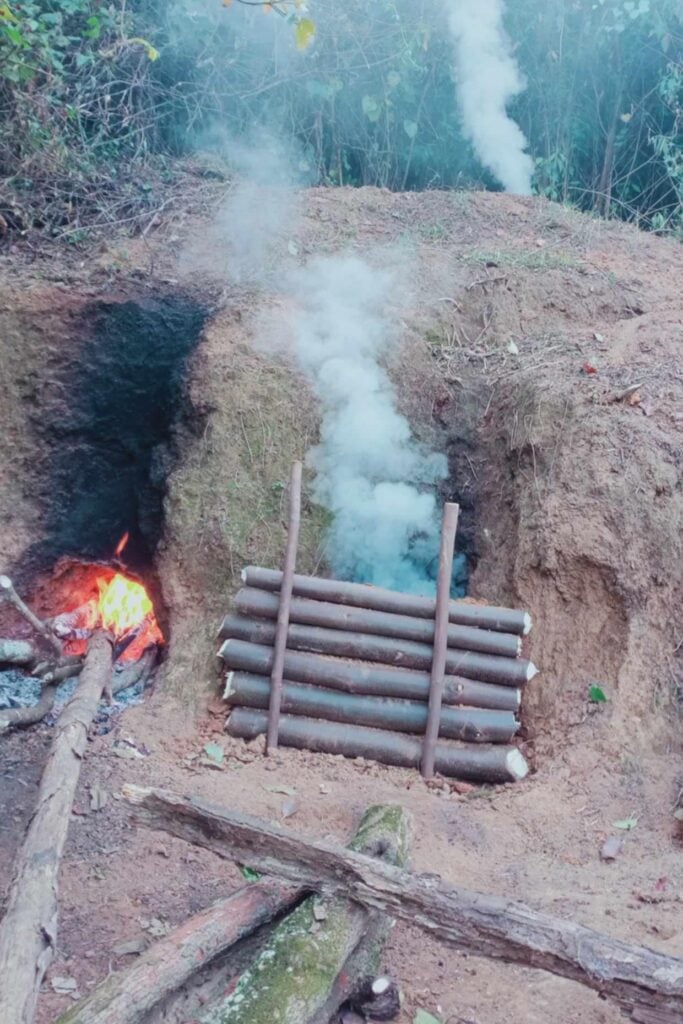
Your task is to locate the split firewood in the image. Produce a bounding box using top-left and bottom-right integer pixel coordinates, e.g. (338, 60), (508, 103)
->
(53, 879), (302, 1024)
(191, 804), (410, 1024)
(0, 574), (63, 656)
(0, 638), (35, 666)
(124, 785), (683, 1024)
(0, 631), (114, 1024)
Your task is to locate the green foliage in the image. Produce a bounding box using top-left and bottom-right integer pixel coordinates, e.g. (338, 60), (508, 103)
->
(589, 684), (608, 703)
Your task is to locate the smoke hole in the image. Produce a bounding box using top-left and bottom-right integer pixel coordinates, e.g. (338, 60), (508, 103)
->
(22, 295), (207, 576)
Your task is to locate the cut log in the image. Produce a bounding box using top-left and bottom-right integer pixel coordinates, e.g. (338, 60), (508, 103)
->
(233, 586), (521, 659)
(124, 784), (683, 1024)
(218, 615), (536, 687)
(0, 630), (114, 1024)
(0, 638), (35, 666)
(219, 640), (521, 712)
(225, 672), (519, 744)
(226, 708), (527, 782)
(194, 803), (411, 1024)
(0, 684), (57, 733)
(53, 879), (303, 1024)
(242, 566), (531, 635)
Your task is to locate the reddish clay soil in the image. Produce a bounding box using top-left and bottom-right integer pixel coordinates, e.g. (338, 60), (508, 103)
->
(0, 180), (682, 1023)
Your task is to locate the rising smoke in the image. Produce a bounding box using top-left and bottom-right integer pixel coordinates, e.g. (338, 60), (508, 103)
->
(286, 254), (449, 594)
(447, 0), (533, 195)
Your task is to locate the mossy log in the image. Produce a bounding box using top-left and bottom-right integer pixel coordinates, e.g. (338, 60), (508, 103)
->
(196, 804), (411, 1024)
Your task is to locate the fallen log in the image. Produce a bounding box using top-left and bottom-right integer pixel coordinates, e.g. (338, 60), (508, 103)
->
(0, 684), (57, 733)
(0, 630), (114, 1024)
(218, 615), (536, 687)
(242, 566), (531, 636)
(219, 639), (521, 712)
(226, 708), (527, 782)
(54, 879), (303, 1024)
(233, 586), (521, 659)
(124, 785), (683, 1024)
(193, 803), (410, 1024)
(225, 672), (519, 744)
(0, 638), (35, 666)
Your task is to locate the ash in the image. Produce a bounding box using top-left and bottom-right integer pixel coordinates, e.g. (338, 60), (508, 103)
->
(0, 664), (152, 727)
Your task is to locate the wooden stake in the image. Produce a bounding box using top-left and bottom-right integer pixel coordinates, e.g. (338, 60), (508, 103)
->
(0, 575), (63, 656)
(266, 461), (303, 754)
(0, 630), (113, 1024)
(422, 502), (459, 779)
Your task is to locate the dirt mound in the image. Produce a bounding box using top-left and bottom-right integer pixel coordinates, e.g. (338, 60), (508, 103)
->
(0, 185), (682, 1023)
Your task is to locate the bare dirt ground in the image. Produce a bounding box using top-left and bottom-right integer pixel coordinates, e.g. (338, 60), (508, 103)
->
(0, 177), (682, 1023)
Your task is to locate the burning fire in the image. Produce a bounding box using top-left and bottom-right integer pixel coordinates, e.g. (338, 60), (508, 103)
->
(98, 574), (153, 636)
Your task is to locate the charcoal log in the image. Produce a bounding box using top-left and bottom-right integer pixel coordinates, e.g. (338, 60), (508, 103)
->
(218, 616), (536, 687)
(242, 566), (531, 635)
(225, 672), (519, 744)
(219, 640), (520, 711)
(226, 708), (528, 783)
(234, 587), (520, 659)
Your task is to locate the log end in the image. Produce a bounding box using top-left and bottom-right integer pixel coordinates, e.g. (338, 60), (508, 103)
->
(224, 671), (235, 700)
(241, 567), (249, 583)
(507, 748), (529, 780)
(523, 612), (533, 636)
(217, 639), (231, 662)
(526, 661), (538, 682)
(121, 783), (154, 805)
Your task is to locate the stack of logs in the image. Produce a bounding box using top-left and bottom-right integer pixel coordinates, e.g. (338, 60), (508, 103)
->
(217, 566), (536, 784)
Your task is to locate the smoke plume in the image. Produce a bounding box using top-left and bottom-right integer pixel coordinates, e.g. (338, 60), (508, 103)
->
(447, 0), (533, 195)
(287, 254), (448, 594)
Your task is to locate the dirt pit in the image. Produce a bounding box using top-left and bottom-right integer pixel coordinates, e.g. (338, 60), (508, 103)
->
(0, 181), (682, 1023)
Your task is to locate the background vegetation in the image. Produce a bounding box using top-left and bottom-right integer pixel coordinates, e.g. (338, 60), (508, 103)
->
(0, 0), (681, 237)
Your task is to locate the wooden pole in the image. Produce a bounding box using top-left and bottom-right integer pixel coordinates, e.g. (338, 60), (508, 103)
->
(233, 587), (521, 659)
(0, 630), (114, 1024)
(219, 639), (521, 712)
(0, 575), (63, 656)
(240, 565), (531, 636)
(422, 503), (460, 779)
(218, 616), (536, 687)
(266, 461), (302, 754)
(123, 785), (683, 1024)
(227, 708), (527, 783)
(225, 672), (519, 743)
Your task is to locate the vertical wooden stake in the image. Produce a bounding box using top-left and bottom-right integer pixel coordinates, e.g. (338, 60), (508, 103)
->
(421, 502), (460, 779)
(266, 461), (303, 754)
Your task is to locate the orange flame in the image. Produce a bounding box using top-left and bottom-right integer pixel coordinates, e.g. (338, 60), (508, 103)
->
(114, 532), (130, 559)
(98, 573), (152, 637)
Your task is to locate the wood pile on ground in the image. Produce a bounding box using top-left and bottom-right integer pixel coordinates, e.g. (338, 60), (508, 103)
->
(218, 564), (535, 783)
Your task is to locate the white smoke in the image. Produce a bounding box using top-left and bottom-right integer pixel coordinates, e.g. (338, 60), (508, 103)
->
(287, 254), (448, 593)
(447, 0), (533, 195)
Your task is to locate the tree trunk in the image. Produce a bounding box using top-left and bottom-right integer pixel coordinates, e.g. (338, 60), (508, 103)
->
(241, 566), (531, 635)
(195, 804), (411, 1024)
(54, 879), (303, 1024)
(218, 616), (535, 687)
(0, 631), (114, 1024)
(219, 639), (521, 712)
(225, 672), (519, 743)
(233, 586), (521, 659)
(123, 785), (683, 1024)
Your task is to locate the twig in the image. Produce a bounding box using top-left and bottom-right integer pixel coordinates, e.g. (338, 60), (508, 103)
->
(466, 274), (508, 290)
(0, 575), (63, 656)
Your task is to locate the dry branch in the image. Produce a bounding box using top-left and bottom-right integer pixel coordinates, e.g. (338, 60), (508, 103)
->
(233, 585), (521, 658)
(124, 785), (683, 1024)
(0, 630), (114, 1024)
(241, 566), (531, 635)
(0, 575), (63, 656)
(219, 615), (536, 687)
(226, 708), (526, 782)
(225, 672), (519, 744)
(0, 684), (57, 733)
(54, 879), (302, 1024)
(219, 639), (521, 712)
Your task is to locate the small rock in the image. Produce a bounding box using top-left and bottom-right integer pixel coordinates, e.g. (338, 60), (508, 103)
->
(600, 836), (623, 861)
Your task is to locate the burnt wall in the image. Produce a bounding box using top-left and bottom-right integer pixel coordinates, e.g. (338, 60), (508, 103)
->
(25, 294), (207, 573)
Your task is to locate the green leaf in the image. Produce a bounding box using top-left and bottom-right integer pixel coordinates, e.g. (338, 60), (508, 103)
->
(203, 741), (224, 765)
(295, 17), (315, 51)
(239, 865), (261, 882)
(588, 685), (607, 703)
(414, 1011), (442, 1024)
(613, 817), (638, 831)
(128, 36), (159, 61)
(403, 119), (418, 139)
